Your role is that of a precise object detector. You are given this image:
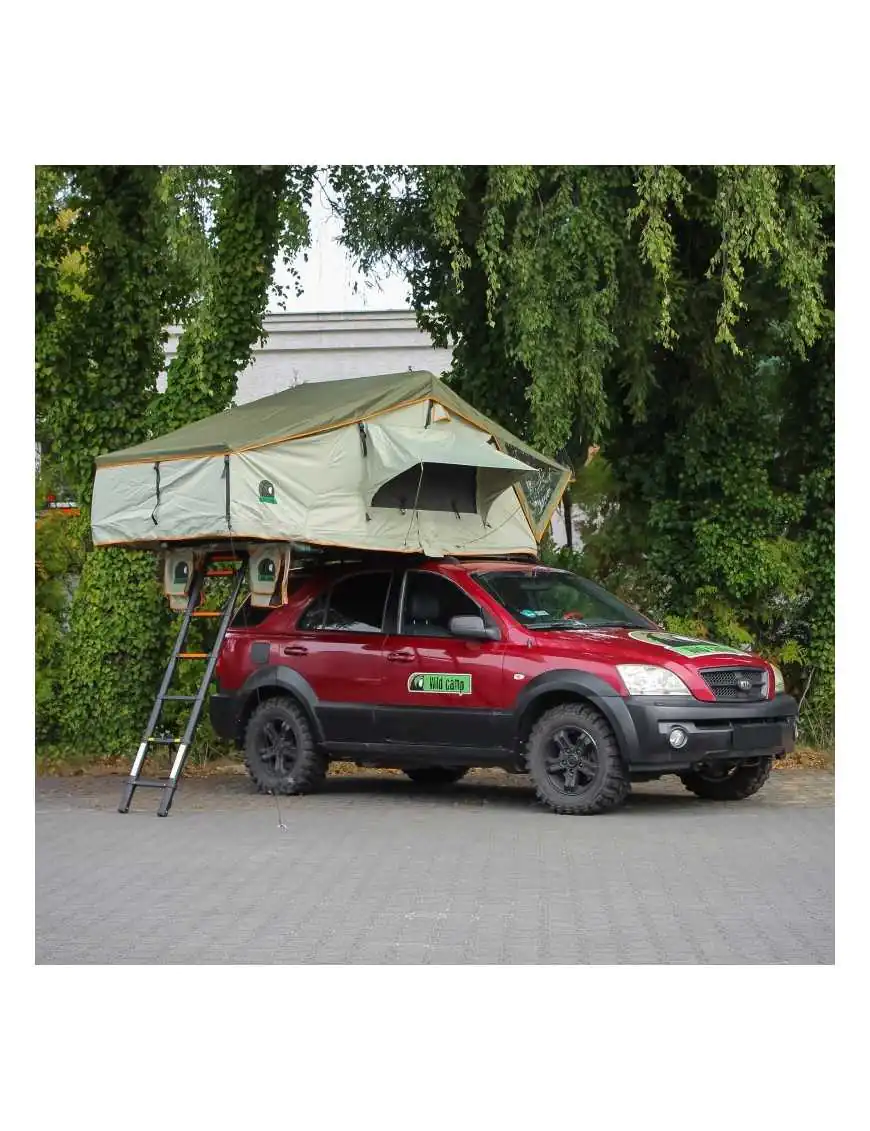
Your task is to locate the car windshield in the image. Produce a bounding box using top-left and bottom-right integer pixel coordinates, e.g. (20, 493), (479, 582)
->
(474, 569), (654, 631)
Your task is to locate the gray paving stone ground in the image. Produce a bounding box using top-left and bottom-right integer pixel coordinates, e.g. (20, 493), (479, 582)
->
(35, 767), (834, 964)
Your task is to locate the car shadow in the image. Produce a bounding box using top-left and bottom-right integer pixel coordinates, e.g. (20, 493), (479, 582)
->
(318, 772), (703, 814)
(320, 773), (535, 810)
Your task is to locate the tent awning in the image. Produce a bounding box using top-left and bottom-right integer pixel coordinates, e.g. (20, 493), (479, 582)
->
(363, 421), (531, 520)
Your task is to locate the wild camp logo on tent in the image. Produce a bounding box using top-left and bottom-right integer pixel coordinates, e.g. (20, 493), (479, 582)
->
(258, 479), (277, 504)
(407, 672), (472, 695)
(257, 557), (276, 584)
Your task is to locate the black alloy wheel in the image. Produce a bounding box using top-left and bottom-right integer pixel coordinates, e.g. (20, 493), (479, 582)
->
(546, 725), (601, 795)
(525, 702), (629, 815)
(244, 696), (328, 795)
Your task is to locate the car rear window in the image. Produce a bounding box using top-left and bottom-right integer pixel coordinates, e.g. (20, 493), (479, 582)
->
(230, 598), (276, 629)
(298, 571), (393, 633)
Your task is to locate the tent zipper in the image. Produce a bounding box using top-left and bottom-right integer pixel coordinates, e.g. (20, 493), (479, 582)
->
(150, 462), (161, 525)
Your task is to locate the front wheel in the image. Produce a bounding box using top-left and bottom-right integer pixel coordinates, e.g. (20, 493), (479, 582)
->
(679, 757), (773, 801)
(525, 703), (629, 815)
(404, 766), (468, 786)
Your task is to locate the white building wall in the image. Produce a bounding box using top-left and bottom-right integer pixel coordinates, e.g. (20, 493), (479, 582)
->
(161, 309), (453, 405)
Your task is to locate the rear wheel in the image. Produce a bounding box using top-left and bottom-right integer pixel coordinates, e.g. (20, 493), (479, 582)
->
(525, 702), (629, 815)
(404, 766), (468, 786)
(244, 697), (328, 795)
(679, 757), (772, 801)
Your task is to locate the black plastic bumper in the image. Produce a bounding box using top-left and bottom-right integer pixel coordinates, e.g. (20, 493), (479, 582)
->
(623, 693), (798, 772)
(210, 693), (241, 743)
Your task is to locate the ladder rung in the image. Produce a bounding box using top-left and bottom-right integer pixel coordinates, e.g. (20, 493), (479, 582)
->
(146, 736), (181, 746)
(192, 610), (222, 617)
(206, 569), (236, 576)
(178, 652), (209, 659)
(161, 694), (198, 702)
(133, 778), (171, 788)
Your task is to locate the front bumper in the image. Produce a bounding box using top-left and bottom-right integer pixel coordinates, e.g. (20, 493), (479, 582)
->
(623, 693), (798, 772)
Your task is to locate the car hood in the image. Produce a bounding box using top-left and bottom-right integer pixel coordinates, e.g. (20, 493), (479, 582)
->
(530, 626), (769, 675)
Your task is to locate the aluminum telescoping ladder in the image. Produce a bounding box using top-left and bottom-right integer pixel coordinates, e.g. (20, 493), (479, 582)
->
(118, 552), (247, 817)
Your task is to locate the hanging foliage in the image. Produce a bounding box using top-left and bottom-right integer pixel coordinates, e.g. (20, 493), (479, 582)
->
(152, 165), (314, 434)
(37, 166), (177, 502)
(333, 165), (834, 726)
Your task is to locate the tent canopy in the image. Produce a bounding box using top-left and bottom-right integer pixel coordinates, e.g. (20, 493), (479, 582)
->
(92, 371), (571, 555)
(96, 371), (563, 471)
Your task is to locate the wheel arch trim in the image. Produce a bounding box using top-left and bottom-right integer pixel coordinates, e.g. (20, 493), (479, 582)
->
(513, 670), (640, 766)
(238, 666), (324, 744)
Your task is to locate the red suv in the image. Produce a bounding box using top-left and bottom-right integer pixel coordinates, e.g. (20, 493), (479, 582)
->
(211, 556), (798, 815)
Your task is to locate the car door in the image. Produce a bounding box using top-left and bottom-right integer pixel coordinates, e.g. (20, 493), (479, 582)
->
(379, 569), (508, 751)
(274, 569), (394, 745)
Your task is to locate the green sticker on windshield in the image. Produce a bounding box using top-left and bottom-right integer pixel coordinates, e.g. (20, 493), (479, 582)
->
(408, 672), (472, 695)
(629, 631), (746, 658)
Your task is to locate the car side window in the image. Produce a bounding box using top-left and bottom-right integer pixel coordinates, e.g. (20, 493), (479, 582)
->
(400, 571), (482, 637)
(299, 572), (392, 634)
(297, 592), (328, 631)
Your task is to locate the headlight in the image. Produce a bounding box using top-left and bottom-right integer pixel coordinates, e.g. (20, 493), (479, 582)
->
(770, 664), (785, 693)
(616, 664), (692, 696)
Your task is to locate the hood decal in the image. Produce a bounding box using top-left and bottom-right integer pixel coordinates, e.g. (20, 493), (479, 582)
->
(628, 630), (746, 659)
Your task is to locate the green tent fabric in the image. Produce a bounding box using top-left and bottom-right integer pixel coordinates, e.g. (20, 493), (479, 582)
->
(91, 371), (571, 554)
(95, 370), (564, 472)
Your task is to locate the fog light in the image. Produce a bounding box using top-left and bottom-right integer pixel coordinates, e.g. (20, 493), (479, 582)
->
(669, 727), (688, 749)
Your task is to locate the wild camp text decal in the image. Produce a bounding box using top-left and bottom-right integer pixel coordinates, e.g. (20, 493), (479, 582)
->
(407, 672), (472, 695)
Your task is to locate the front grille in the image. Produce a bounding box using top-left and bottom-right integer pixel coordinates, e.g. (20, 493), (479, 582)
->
(700, 667), (767, 701)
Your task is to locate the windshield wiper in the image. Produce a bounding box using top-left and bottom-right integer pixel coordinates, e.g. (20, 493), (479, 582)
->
(528, 619), (636, 631)
(529, 619), (590, 630)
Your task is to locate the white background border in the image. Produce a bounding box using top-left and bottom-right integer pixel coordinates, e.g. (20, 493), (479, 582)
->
(4, 1), (861, 1127)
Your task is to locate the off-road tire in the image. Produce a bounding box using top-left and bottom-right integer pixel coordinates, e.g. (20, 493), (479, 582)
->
(525, 702), (629, 815)
(244, 696), (328, 796)
(404, 766), (469, 786)
(679, 757), (773, 801)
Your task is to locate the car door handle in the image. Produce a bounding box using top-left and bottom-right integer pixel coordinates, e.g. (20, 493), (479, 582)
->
(283, 645), (308, 656)
(387, 650), (414, 662)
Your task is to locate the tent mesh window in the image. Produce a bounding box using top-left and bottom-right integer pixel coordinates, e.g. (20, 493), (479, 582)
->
(499, 443), (563, 527)
(371, 464), (478, 514)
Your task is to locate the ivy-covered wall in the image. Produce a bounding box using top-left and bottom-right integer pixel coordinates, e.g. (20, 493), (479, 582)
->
(36, 166), (312, 758)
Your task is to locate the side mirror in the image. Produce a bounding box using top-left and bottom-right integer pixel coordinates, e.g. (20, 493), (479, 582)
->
(449, 615), (500, 641)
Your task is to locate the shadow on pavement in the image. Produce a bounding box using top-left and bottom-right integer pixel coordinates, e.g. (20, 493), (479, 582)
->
(35, 766), (832, 815)
(318, 772), (703, 814)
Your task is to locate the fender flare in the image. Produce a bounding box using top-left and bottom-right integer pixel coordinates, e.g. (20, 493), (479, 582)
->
(237, 665), (324, 744)
(512, 669), (640, 766)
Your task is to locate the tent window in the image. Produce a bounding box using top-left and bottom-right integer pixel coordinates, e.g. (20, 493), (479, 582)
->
(371, 463), (477, 514)
(498, 442), (564, 527)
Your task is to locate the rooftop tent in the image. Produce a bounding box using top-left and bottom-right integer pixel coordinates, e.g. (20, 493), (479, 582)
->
(92, 370), (571, 558)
